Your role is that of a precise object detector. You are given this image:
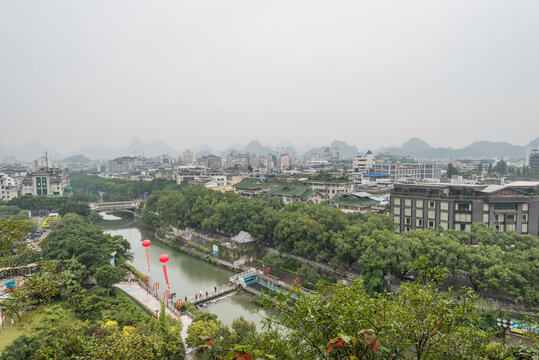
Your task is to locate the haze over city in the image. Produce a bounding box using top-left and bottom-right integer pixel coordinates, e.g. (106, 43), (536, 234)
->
(1, 0), (538, 154)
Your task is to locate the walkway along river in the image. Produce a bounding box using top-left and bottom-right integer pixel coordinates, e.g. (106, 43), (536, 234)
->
(97, 212), (267, 327)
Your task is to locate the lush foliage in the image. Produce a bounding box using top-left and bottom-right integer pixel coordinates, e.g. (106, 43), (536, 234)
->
(143, 185), (539, 306)
(194, 263), (539, 359)
(41, 214), (131, 274)
(69, 171), (175, 202)
(1, 302), (182, 360)
(1, 217), (184, 359)
(0, 217), (37, 267)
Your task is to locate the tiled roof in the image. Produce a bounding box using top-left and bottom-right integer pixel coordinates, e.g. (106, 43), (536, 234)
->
(233, 178), (276, 190)
(331, 194), (380, 207)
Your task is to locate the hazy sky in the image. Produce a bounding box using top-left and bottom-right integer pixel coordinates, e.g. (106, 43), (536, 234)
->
(1, 0), (538, 153)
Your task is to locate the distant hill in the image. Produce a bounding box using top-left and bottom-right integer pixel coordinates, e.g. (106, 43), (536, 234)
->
(303, 140), (357, 159)
(243, 140), (274, 155)
(331, 140), (358, 158)
(529, 137), (539, 147)
(3, 137), (537, 163)
(72, 137), (180, 159)
(64, 154), (91, 163)
(379, 138), (532, 159)
(0, 141), (60, 162)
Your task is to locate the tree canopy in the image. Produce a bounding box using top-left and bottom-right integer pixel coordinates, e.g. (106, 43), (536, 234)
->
(142, 185), (539, 307)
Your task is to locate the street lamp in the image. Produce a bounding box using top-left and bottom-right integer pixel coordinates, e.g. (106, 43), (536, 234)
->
(496, 318), (513, 345)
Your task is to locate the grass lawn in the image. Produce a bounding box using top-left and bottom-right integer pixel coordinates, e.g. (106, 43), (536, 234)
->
(0, 301), (76, 352)
(0, 308), (45, 351)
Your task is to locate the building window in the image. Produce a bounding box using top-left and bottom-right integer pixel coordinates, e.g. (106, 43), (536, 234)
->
(428, 220), (435, 228)
(440, 202), (448, 211)
(455, 213), (471, 222)
(440, 222), (448, 229)
(428, 201), (435, 209)
(483, 203), (489, 211)
(456, 203), (471, 211)
(405, 208), (411, 216)
(483, 214), (489, 223)
(405, 199), (412, 207)
(393, 207), (400, 215)
(494, 214), (504, 222)
(393, 198), (401, 206)
(416, 209), (423, 218)
(522, 203), (528, 211)
(416, 219), (423, 227)
(416, 200), (423, 208)
(460, 224), (466, 232)
(506, 214), (516, 223)
(428, 210), (435, 219)
(506, 224), (516, 231)
(405, 218), (411, 225)
(394, 216), (400, 224)
(522, 214), (528, 223)
(440, 212), (448, 221)
(522, 223), (528, 233)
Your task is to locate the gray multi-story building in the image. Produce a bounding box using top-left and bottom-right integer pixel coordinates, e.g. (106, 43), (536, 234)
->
(390, 182), (539, 235)
(374, 163), (440, 182)
(108, 156), (143, 173)
(530, 149), (539, 174)
(196, 155), (222, 169)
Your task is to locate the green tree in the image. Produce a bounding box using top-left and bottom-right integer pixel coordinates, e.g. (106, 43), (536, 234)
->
(362, 260), (388, 296)
(0, 335), (41, 360)
(446, 163), (459, 177)
(94, 264), (124, 296)
(256, 264), (490, 359)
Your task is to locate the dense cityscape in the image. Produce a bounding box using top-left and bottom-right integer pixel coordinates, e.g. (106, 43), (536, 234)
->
(1, 0), (539, 359)
(0, 137), (537, 359)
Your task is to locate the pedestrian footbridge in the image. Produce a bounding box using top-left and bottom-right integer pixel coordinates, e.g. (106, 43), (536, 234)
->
(187, 269), (288, 306)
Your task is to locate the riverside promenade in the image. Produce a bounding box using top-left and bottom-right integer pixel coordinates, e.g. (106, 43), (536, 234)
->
(114, 281), (193, 357)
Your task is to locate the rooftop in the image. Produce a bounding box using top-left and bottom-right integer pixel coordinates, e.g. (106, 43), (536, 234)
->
(231, 231), (257, 244)
(331, 194), (380, 207)
(234, 177), (276, 190)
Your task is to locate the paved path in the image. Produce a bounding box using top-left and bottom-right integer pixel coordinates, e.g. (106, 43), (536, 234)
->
(114, 282), (194, 358)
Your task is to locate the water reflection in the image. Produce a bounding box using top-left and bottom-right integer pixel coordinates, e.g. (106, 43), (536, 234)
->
(99, 211), (122, 220)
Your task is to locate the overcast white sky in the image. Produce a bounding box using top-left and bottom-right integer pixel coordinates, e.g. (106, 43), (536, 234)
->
(1, 0), (538, 153)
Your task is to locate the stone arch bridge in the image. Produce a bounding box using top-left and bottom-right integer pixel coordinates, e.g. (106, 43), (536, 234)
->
(89, 201), (140, 215)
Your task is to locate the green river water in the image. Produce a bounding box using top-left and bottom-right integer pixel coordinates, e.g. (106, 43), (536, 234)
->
(96, 212), (267, 327)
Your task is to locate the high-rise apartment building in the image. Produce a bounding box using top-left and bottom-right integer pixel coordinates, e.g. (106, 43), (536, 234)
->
(391, 182), (539, 235)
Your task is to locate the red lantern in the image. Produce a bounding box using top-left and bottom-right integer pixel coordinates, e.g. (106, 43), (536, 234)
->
(159, 254), (170, 289)
(142, 239), (151, 272)
(176, 299), (182, 317)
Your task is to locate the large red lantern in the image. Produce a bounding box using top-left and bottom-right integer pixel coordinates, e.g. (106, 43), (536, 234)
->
(142, 239), (151, 272)
(159, 254), (170, 289)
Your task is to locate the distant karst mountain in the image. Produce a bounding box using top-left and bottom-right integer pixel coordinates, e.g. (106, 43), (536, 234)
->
(378, 137), (533, 159)
(2, 137), (536, 163)
(64, 154), (91, 163)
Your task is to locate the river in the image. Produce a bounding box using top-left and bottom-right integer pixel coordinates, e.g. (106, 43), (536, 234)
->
(97, 212), (267, 327)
